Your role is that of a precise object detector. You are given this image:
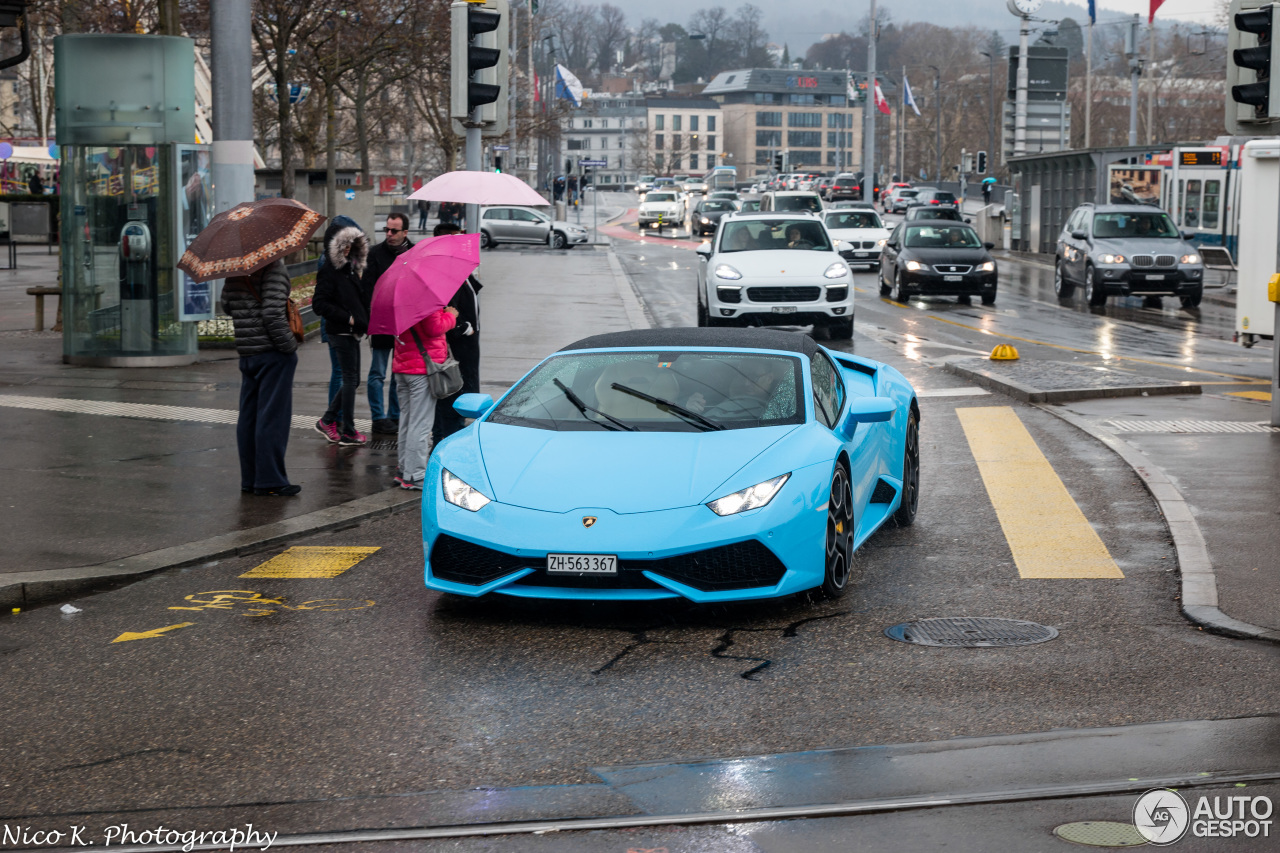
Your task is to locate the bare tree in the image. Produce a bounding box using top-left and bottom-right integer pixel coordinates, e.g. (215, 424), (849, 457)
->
(593, 4), (628, 76)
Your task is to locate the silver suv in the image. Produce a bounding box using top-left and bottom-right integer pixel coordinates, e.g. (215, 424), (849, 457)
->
(1055, 204), (1205, 307)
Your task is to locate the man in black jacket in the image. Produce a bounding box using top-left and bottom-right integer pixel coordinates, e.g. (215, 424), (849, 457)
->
(362, 212), (412, 434)
(222, 260), (301, 496)
(430, 222), (482, 445)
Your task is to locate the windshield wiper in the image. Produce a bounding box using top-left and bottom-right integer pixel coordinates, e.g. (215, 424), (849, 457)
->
(553, 379), (637, 431)
(610, 382), (726, 432)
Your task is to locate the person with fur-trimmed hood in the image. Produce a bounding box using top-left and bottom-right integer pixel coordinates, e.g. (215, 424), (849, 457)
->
(312, 219), (371, 446)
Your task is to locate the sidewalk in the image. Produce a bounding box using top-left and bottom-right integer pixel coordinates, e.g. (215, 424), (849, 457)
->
(0, 246), (645, 607)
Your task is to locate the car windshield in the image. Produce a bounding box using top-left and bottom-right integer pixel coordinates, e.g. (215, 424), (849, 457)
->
(639, 176), (654, 182)
(826, 211), (882, 229)
(719, 219), (833, 252)
(912, 208), (961, 221)
(740, 200), (761, 211)
(701, 201), (735, 211)
(932, 192), (957, 203)
(489, 351), (804, 432)
(903, 225), (982, 249)
(899, 190), (918, 198)
(646, 193), (676, 202)
(1092, 211), (1180, 238)
(773, 195), (823, 212)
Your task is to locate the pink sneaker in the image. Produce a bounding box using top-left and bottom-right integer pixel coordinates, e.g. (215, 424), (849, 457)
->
(314, 419), (339, 443)
(338, 430), (368, 446)
(400, 479), (423, 491)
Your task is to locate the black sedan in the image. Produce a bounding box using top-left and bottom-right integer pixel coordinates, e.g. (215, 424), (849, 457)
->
(692, 199), (738, 236)
(879, 223), (998, 305)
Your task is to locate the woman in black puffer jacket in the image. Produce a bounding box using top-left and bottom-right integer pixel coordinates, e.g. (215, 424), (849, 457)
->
(311, 221), (370, 445)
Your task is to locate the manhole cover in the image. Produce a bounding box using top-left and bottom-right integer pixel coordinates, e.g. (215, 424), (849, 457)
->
(1053, 821), (1146, 847)
(884, 617), (1058, 647)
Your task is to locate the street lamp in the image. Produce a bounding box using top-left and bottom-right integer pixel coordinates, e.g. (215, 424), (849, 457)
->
(979, 51), (996, 174)
(928, 64), (941, 182)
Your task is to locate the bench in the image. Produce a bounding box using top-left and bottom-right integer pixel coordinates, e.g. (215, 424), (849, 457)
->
(26, 286), (61, 332)
(1198, 246), (1236, 290)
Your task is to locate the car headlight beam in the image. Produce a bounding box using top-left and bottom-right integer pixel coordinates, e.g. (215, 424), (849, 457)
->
(707, 473), (791, 516)
(824, 262), (850, 279)
(978, 261), (996, 272)
(905, 260), (924, 271)
(715, 263), (743, 280)
(442, 469), (491, 512)
(1099, 254), (1126, 264)
(1181, 253), (1200, 264)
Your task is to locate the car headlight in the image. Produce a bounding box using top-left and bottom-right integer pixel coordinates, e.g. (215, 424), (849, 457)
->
(824, 262), (850, 279)
(877, 238), (887, 247)
(1181, 253), (1200, 264)
(707, 473), (791, 516)
(715, 264), (743, 280)
(1099, 254), (1126, 264)
(442, 469), (491, 512)
(978, 261), (996, 272)
(905, 260), (924, 271)
(701, 217), (711, 224)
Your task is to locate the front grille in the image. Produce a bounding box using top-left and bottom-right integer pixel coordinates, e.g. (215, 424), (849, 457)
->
(826, 285), (848, 302)
(430, 535), (528, 585)
(932, 264), (972, 274)
(626, 540), (787, 591)
(1132, 255), (1153, 267)
(1156, 254), (1177, 267)
(746, 286), (821, 303)
(716, 286), (743, 304)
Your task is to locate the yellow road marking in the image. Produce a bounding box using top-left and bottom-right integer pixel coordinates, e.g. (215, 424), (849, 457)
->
(111, 622), (194, 643)
(957, 407), (1124, 579)
(239, 546), (381, 579)
(1227, 390), (1273, 401)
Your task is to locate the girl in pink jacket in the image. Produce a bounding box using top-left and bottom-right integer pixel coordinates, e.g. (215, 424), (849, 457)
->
(392, 306), (457, 489)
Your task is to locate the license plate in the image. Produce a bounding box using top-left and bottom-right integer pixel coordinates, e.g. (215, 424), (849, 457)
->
(1145, 274), (1165, 281)
(944, 275), (963, 282)
(771, 306), (798, 314)
(854, 252), (870, 258)
(546, 553), (617, 574)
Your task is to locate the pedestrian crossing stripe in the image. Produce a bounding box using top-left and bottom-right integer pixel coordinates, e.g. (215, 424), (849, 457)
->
(239, 547), (381, 579)
(0, 394), (372, 433)
(957, 407), (1124, 580)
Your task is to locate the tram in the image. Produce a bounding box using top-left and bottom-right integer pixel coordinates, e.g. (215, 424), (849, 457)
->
(701, 164), (737, 192)
(1153, 143), (1243, 258)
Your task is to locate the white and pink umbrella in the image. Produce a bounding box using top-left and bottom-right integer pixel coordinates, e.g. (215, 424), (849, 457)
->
(409, 171), (549, 207)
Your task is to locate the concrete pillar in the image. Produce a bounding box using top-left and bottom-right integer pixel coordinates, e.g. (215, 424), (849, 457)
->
(211, 0), (256, 212)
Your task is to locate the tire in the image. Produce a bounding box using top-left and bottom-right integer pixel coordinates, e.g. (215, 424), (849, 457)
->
(879, 266), (891, 296)
(479, 230), (493, 249)
(981, 291), (996, 306)
(550, 231), (568, 250)
(696, 287), (709, 327)
(1053, 260), (1075, 298)
(1084, 265), (1106, 306)
(893, 410), (920, 527)
(827, 317), (854, 339)
(821, 463), (855, 598)
(1181, 288), (1203, 309)
(893, 269), (910, 303)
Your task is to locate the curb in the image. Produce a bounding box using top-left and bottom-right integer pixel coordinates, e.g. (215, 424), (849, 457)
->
(1041, 405), (1280, 643)
(943, 355), (1202, 403)
(0, 488), (421, 611)
(607, 249), (653, 331)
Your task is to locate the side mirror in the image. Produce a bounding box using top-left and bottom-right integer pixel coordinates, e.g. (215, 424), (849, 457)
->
(453, 393), (494, 419)
(984, 242), (995, 250)
(964, 218), (973, 224)
(838, 396), (897, 438)
(836, 240), (852, 252)
(1182, 231), (1195, 241)
(1071, 230), (1087, 240)
(695, 244), (712, 257)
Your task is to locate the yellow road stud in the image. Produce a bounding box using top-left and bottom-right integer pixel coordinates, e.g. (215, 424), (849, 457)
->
(990, 344), (1020, 361)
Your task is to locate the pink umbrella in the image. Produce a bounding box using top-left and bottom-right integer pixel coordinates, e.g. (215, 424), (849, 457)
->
(367, 234), (480, 335)
(408, 170), (549, 206)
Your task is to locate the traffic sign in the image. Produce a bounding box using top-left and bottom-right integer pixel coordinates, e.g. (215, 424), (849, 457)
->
(492, 144), (509, 150)
(579, 158), (607, 167)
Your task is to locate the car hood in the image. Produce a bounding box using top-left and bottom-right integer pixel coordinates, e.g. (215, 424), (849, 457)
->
(697, 209), (734, 220)
(552, 219), (585, 230)
(902, 246), (992, 263)
(829, 227), (890, 242)
(641, 200), (681, 211)
(1089, 238), (1192, 256)
(715, 249), (844, 278)
(477, 423), (798, 513)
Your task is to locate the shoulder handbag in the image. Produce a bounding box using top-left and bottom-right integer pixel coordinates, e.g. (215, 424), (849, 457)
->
(245, 276), (305, 344)
(409, 328), (464, 399)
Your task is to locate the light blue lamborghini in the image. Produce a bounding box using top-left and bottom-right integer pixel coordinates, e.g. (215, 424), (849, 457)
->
(422, 327), (919, 602)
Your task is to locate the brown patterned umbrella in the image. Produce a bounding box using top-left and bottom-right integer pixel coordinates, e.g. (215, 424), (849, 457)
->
(177, 197), (326, 282)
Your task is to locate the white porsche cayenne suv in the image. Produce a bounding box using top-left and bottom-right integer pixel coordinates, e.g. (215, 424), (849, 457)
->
(695, 212), (855, 339)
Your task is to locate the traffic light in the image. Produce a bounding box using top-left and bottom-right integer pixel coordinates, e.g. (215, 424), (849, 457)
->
(976, 150), (988, 174)
(494, 155), (502, 173)
(450, 0), (509, 137)
(773, 153), (783, 170)
(1227, 0), (1280, 133)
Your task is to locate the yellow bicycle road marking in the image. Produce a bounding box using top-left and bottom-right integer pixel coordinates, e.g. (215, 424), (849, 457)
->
(957, 407), (1124, 580)
(111, 623), (194, 643)
(239, 546), (381, 579)
(1226, 390), (1273, 401)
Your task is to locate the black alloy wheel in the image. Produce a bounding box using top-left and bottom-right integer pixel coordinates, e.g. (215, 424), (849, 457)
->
(1084, 265), (1106, 306)
(893, 409), (920, 527)
(822, 463), (855, 598)
(1181, 287), (1203, 309)
(1053, 260), (1075, 298)
(550, 231), (567, 249)
(479, 230), (493, 249)
(893, 269), (910, 303)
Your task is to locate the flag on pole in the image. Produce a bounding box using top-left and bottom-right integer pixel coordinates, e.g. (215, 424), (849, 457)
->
(903, 75), (921, 116)
(1087, 0), (1096, 23)
(1149, 0), (1165, 22)
(874, 81), (891, 115)
(555, 64), (583, 107)
(847, 75), (861, 104)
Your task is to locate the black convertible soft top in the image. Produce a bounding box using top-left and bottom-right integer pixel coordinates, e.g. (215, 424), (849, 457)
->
(561, 327), (820, 357)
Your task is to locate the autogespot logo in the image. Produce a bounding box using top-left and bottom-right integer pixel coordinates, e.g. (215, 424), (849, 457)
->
(1134, 788), (1190, 845)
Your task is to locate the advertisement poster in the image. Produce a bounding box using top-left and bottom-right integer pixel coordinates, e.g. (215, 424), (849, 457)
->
(178, 148), (216, 322)
(1108, 165), (1163, 207)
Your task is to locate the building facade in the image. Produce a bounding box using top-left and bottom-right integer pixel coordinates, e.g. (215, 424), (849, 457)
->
(642, 97), (722, 177)
(558, 95), (648, 187)
(701, 69), (864, 178)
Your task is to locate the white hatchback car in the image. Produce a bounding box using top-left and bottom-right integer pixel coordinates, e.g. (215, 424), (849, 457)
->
(695, 213), (855, 339)
(823, 208), (891, 270)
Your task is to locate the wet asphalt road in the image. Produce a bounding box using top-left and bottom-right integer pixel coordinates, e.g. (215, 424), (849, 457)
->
(1, 230), (1278, 848)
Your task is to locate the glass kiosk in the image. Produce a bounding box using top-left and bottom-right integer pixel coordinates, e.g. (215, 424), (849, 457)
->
(55, 34), (208, 366)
